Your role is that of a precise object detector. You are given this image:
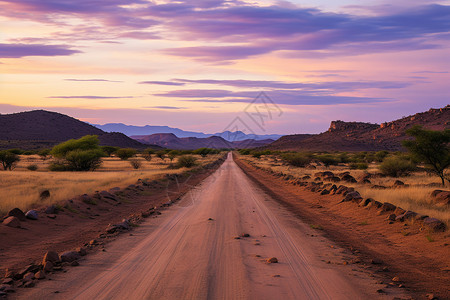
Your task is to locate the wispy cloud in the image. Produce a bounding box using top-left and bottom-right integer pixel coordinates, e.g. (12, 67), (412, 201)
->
(0, 43), (80, 58)
(139, 81), (186, 86)
(145, 106), (187, 109)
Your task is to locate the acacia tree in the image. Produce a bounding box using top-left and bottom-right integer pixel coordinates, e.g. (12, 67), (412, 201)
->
(0, 150), (20, 170)
(402, 125), (450, 185)
(50, 135), (105, 171)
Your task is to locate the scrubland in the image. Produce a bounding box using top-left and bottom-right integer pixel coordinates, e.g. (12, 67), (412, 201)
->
(240, 155), (449, 225)
(0, 154), (216, 214)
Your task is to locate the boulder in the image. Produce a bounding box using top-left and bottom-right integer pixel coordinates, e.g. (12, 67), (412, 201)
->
(266, 257), (278, 263)
(322, 171), (334, 177)
(371, 185), (387, 189)
(359, 198), (372, 207)
(34, 270), (45, 280)
(393, 180), (405, 187)
(22, 272), (34, 282)
(60, 251), (81, 263)
(395, 211), (417, 222)
(394, 207), (406, 215)
(341, 174), (357, 183)
(423, 218), (446, 232)
(39, 190), (50, 200)
(320, 189), (330, 195)
(361, 178), (371, 184)
(99, 191), (117, 201)
(325, 176), (340, 182)
(301, 175), (311, 180)
(379, 202), (396, 212)
(7, 208), (26, 221)
(342, 191), (362, 203)
(76, 247), (87, 256)
(2, 216), (20, 228)
(386, 214), (396, 221)
(25, 210), (38, 220)
(431, 190), (450, 206)
(43, 261), (53, 272)
(44, 205), (57, 214)
(42, 251), (60, 264)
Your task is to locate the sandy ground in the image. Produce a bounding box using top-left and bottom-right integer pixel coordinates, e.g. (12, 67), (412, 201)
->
(16, 153), (408, 300)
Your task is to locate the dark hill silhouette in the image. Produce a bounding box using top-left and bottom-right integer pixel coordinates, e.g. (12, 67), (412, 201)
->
(266, 105), (450, 151)
(0, 110), (159, 150)
(132, 133), (274, 150)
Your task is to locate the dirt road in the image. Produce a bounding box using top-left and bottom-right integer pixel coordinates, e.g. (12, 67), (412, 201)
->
(18, 153), (398, 299)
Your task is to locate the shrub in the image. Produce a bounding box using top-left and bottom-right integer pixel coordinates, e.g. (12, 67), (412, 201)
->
(375, 150), (389, 162)
(193, 148), (219, 157)
(27, 164), (38, 171)
(281, 153), (312, 167)
(239, 149), (251, 155)
(0, 150), (20, 170)
(168, 150), (180, 162)
(349, 162), (368, 170)
(50, 135), (105, 171)
(39, 149), (51, 160)
(156, 150), (166, 161)
(129, 158), (142, 169)
(142, 148), (155, 161)
(379, 156), (416, 177)
(316, 154), (339, 167)
(115, 148), (137, 160)
(101, 146), (119, 156)
(176, 155), (197, 168)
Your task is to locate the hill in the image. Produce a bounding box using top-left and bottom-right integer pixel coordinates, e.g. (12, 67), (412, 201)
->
(267, 105), (450, 152)
(95, 123), (282, 141)
(0, 110), (159, 150)
(132, 133), (274, 150)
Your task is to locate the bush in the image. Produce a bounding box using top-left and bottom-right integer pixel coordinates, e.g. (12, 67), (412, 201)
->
(176, 155), (197, 168)
(129, 158), (142, 169)
(142, 148), (155, 161)
(115, 148), (136, 160)
(27, 164), (38, 171)
(101, 146), (119, 156)
(349, 162), (368, 170)
(168, 150), (180, 162)
(64, 149), (104, 171)
(379, 156), (416, 177)
(316, 154), (339, 167)
(281, 153), (312, 167)
(193, 148), (219, 157)
(39, 149), (51, 160)
(156, 150), (166, 161)
(239, 149), (251, 155)
(0, 150), (20, 170)
(50, 135), (105, 171)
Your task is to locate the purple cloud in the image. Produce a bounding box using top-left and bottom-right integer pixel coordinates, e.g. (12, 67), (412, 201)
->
(146, 106), (187, 109)
(0, 43), (80, 58)
(139, 81), (186, 86)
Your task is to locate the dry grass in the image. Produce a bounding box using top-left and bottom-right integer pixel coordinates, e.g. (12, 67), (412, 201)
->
(241, 155), (450, 225)
(0, 154), (217, 214)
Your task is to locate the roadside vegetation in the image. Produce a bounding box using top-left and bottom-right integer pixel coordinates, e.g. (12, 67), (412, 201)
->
(0, 136), (224, 215)
(237, 128), (450, 224)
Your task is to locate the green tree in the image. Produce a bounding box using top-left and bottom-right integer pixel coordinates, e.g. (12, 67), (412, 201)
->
(101, 146), (119, 156)
(316, 154), (339, 167)
(156, 150), (166, 162)
(168, 150), (180, 163)
(115, 148), (137, 160)
(50, 135), (105, 171)
(0, 150), (20, 170)
(176, 155), (197, 168)
(403, 126), (450, 185)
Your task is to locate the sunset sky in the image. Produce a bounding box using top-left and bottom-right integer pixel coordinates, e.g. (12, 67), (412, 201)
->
(1, 0), (449, 135)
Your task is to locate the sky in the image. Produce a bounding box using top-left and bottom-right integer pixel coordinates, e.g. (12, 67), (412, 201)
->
(0, 0), (449, 135)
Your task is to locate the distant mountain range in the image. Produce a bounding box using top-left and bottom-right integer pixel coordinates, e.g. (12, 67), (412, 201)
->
(132, 133), (274, 150)
(0, 110), (159, 150)
(266, 105), (450, 152)
(93, 123), (282, 142)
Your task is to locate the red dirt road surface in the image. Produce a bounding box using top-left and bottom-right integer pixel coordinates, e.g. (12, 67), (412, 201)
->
(17, 153), (407, 299)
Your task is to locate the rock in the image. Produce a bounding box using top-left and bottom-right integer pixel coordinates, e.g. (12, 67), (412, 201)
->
(80, 194), (95, 205)
(39, 190), (50, 200)
(43, 251), (60, 264)
(99, 191), (117, 201)
(2, 216), (20, 228)
(395, 211), (417, 222)
(431, 190), (444, 197)
(3, 269), (15, 279)
(386, 214), (396, 221)
(325, 176), (340, 182)
(341, 174), (357, 183)
(342, 191), (362, 203)
(361, 178), (371, 184)
(266, 257), (278, 263)
(371, 259), (383, 265)
(44, 205), (57, 214)
(335, 185), (348, 195)
(22, 272), (34, 282)
(241, 233), (250, 237)
(379, 202), (396, 212)
(392, 276), (400, 282)
(394, 207), (406, 215)
(109, 187), (121, 193)
(25, 210), (38, 220)
(43, 261), (53, 272)
(1, 278), (13, 285)
(431, 190), (450, 206)
(77, 247), (87, 256)
(7, 208), (26, 221)
(320, 189), (330, 195)
(47, 214), (57, 219)
(371, 185), (387, 189)
(301, 175), (311, 180)
(71, 261), (79, 266)
(60, 251), (81, 263)
(18, 265), (40, 277)
(393, 180), (405, 187)
(359, 198), (372, 207)
(423, 217), (446, 232)
(34, 270), (46, 280)
(23, 280), (35, 288)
